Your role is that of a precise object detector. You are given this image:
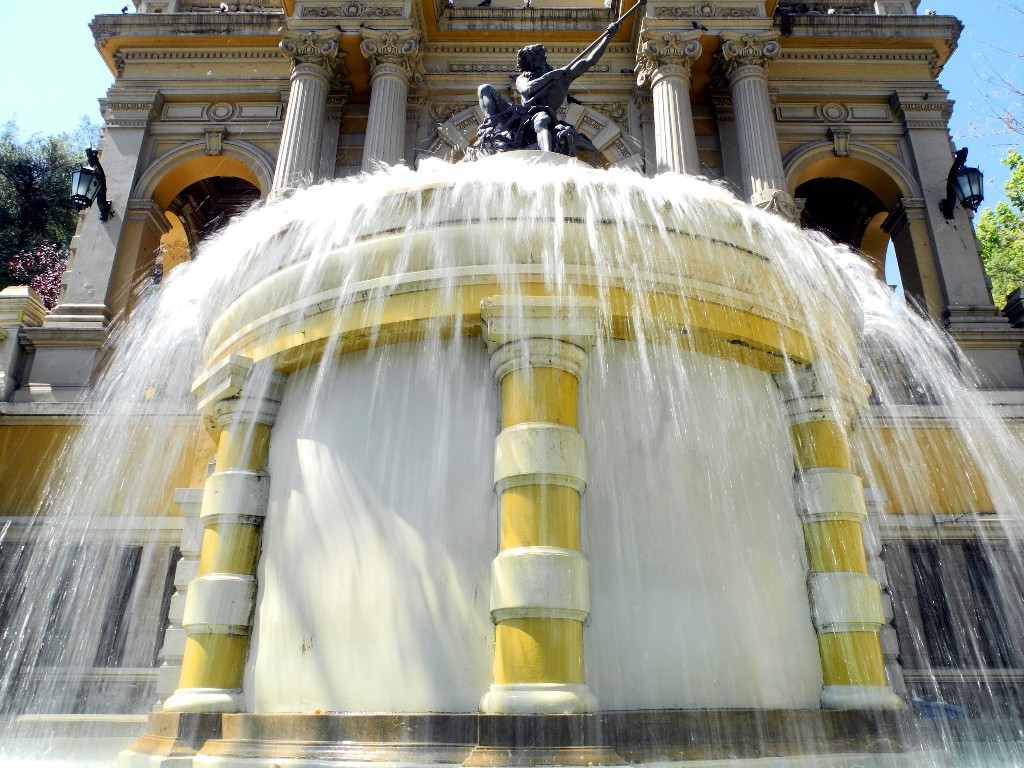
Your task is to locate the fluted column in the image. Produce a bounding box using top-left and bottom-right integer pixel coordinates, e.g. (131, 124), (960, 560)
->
(635, 28), (702, 175)
(272, 28), (343, 194)
(719, 32), (796, 217)
(163, 357), (286, 713)
(776, 366), (901, 711)
(360, 28), (423, 171)
(479, 296), (600, 715)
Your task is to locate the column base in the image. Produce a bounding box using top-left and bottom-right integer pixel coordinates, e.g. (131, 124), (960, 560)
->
(162, 687), (243, 714)
(480, 683), (597, 714)
(821, 685), (903, 710)
(118, 711), (223, 768)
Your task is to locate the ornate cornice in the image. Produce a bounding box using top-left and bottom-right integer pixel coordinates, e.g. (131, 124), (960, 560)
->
(279, 27), (341, 72)
(115, 49), (283, 65)
(100, 91), (165, 129)
(360, 28), (424, 84)
(889, 91), (953, 126)
(301, 3), (403, 17)
(654, 4), (757, 18)
(635, 28), (702, 87)
(719, 31), (780, 78)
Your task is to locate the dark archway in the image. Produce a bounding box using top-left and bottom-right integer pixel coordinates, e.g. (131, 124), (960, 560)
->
(167, 176), (262, 252)
(797, 176), (886, 254)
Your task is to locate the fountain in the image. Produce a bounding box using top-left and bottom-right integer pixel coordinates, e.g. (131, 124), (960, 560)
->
(1, 148), (1024, 766)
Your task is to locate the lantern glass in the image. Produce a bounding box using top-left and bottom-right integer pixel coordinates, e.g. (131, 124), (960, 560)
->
(954, 166), (984, 211)
(69, 166), (102, 209)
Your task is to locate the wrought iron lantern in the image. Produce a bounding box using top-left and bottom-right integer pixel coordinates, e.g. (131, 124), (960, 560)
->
(939, 147), (984, 220)
(69, 148), (112, 221)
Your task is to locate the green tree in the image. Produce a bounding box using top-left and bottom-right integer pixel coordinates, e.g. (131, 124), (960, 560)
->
(977, 150), (1024, 309)
(0, 118), (100, 307)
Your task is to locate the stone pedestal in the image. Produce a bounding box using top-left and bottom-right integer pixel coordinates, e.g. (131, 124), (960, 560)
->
(0, 287), (47, 402)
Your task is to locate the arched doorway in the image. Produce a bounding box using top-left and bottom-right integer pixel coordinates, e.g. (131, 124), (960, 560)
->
(785, 146), (945, 319)
(122, 142), (273, 308)
(796, 176), (889, 275)
(154, 176), (261, 283)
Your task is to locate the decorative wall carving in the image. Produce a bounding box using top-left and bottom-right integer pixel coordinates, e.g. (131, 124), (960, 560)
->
(301, 4), (403, 17)
(205, 127), (225, 156)
(102, 94), (165, 129)
(430, 102), (475, 125)
(655, 4), (757, 18)
(829, 126), (851, 157)
(589, 102), (628, 124)
(209, 102), (236, 121)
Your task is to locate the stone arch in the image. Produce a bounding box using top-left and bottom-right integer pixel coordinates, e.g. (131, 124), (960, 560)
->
(429, 105), (644, 171)
(133, 139), (275, 208)
(784, 141), (921, 208)
(116, 140), (273, 314)
(782, 141), (937, 311)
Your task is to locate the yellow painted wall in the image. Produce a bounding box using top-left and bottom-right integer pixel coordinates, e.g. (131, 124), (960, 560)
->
(858, 426), (994, 515)
(0, 423), (215, 518)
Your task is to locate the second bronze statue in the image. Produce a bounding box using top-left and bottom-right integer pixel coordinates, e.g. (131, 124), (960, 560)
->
(469, 0), (647, 158)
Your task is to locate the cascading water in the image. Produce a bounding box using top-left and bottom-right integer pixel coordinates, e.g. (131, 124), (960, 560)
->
(1, 153), (1022, 767)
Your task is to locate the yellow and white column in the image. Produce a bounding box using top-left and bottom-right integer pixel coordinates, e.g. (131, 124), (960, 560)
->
(163, 356), (286, 713)
(479, 296), (600, 715)
(779, 366), (901, 710)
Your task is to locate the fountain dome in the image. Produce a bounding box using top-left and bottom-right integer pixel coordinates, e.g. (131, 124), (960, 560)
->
(112, 153), (937, 767)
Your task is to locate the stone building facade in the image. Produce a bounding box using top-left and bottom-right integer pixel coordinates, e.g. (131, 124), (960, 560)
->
(1, 0), (1023, 738)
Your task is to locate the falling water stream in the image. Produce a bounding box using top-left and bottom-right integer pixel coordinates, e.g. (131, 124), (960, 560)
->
(0, 154), (1022, 766)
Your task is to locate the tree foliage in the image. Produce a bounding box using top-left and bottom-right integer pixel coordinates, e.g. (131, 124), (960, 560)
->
(2, 243), (69, 309)
(977, 150), (1024, 309)
(0, 118), (100, 308)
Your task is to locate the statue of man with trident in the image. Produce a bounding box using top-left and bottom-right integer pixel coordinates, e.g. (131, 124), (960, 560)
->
(471, 0), (647, 157)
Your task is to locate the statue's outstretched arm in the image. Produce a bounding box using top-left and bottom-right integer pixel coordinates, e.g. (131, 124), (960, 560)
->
(564, 0), (646, 80)
(564, 24), (617, 80)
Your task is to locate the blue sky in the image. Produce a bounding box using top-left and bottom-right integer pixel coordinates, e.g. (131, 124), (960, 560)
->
(0, 1), (1017, 204)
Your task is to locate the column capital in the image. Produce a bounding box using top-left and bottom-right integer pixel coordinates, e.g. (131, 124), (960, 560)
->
(191, 355), (288, 428)
(718, 31), (780, 80)
(359, 27), (424, 85)
(635, 27), (702, 88)
(480, 296), (602, 352)
(774, 364), (870, 427)
(279, 27), (343, 78)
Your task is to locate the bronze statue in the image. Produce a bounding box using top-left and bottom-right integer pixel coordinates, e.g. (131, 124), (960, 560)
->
(471, 0), (646, 157)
